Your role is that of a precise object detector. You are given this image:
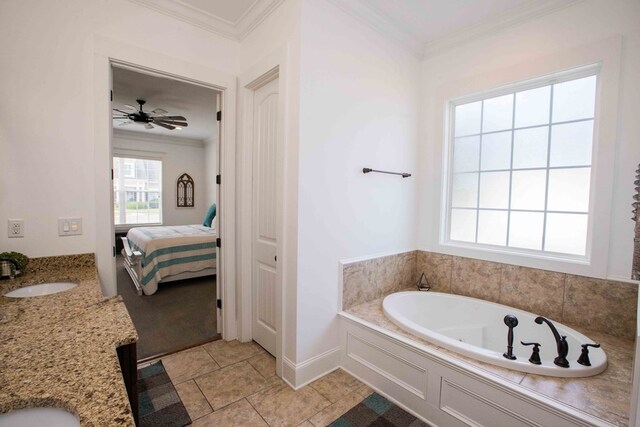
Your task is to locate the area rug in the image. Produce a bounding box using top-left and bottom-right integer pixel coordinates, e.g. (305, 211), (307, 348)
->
(328, 393), (427, 427)
(137, 361), (191, 427)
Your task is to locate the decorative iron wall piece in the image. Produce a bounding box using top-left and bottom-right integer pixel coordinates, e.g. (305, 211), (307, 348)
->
(177, 173), (194, 207)
(633, 164), (640, 280)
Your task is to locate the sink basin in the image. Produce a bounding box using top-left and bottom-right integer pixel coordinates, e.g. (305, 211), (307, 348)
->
(0, 407), (80, 427)
(3, 282), (77, 298)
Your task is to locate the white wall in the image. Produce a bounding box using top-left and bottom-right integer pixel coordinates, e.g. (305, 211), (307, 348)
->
(294, 0), (420, 363)
(113, 131), (207, 227)
(417, 0), (640, 281)
(0, 0), (239, 258)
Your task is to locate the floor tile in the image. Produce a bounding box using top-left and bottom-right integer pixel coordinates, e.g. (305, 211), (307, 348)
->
(308, 384), (373, 426)
(196, 361), (267, 410)
(203, 339), (265, 367)
(174, 380), (212, 421)
(309, 368), (364, 403)
(248, 383), (331, 427)
(191, 399), (268, 427)
(162, 346), (220, 384)
(247, 351), (276, 379)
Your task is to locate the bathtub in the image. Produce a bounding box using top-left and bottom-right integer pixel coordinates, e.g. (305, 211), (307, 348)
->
(383, 291), (607, 378)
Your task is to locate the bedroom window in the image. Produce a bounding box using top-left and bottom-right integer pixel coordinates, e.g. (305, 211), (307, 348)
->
(445, 67), (598, 258)
(113, 156), (162, 226)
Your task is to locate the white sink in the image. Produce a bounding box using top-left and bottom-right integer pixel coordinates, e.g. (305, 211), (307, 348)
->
(0, 407), (80, 427)
(4, 282), (77, 298)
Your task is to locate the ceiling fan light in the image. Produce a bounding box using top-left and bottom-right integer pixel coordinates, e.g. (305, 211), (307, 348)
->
(174, 126), (182, 130)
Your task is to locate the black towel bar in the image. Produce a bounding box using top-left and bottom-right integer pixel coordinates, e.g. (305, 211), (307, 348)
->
(362, 168), (411, 178)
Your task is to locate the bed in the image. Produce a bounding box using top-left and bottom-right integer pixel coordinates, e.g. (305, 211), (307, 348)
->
(120, 224), (217, 296)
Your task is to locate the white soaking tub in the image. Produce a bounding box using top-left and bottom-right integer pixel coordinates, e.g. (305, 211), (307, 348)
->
(383, 291), (607, 378)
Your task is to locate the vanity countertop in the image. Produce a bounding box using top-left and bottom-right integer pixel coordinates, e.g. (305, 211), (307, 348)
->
(0, 254), (138, 426)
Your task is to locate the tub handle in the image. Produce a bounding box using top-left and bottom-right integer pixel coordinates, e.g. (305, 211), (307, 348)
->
(577, 343), (600, 367)
(521, 341), (542, 365)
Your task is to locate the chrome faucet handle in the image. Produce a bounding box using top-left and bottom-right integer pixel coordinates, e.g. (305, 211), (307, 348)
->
(521, 341), (542, 365)
(577, 343), (600, 366)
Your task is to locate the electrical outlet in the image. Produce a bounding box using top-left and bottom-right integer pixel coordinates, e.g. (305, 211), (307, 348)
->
(8, 219), (24, 238)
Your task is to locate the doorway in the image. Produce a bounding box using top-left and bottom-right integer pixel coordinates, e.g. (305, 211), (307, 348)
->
(110, 64), (222, 360)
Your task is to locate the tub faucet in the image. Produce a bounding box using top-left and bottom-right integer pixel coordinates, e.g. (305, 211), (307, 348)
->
(0, 257), (20, 279)
(534, 316), (569, 368)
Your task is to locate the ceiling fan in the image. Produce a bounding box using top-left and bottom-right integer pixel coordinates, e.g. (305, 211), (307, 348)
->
(112, 99), (188, 130)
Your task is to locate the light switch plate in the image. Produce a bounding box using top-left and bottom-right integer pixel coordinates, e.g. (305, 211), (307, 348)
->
(58, 218), (82, 236)
(8, 219), (24, 238)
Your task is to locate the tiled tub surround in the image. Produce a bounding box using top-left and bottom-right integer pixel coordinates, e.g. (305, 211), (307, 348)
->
(341, 250), (638, 426)
(342, 250), (638, 339)
(0, 254), (138, 426)
(344, 296), (634, 426)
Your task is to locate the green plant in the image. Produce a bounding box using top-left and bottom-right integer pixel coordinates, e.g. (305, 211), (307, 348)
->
(0, 251), (29, 271)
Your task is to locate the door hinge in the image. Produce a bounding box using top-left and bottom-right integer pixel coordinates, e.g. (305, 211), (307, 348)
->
(111, 168), (114, 180)
(110, 90), (113, 101)
(113, 246), (116, 257)
(216, 111), (222, 121)
(216, 238), (221, 248)
(216, 174), (221, 185)
(216, 299), (222, 309)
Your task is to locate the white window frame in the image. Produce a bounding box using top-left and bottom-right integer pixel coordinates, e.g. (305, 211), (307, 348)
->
(113, 153), (164, 230)
(442, 64), (600, 264)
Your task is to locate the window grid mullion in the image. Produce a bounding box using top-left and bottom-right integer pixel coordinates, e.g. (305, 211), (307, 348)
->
(454, 117), (594, 139)
(474, 102), (485, 244)
(505, 94), (516, 247)
(541, 85), (555, 251)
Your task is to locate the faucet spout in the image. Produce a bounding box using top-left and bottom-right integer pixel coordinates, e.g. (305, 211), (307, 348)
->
(535, 316), (569, 368)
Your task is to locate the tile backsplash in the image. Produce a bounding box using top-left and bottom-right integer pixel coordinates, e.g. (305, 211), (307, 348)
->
(342, 250), (638, 339)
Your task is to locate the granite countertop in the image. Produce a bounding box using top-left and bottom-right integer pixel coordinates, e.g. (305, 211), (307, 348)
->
(344, 293), (634, 427)
(0, 254), (138, 426)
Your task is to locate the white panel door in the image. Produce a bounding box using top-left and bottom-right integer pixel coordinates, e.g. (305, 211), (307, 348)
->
(252, 77), (278, 355)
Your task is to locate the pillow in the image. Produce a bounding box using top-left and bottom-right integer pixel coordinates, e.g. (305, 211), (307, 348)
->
(203, 203), (217, 227)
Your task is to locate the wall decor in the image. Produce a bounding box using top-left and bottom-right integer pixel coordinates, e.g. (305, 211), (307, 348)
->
(177, 173), (194, 207)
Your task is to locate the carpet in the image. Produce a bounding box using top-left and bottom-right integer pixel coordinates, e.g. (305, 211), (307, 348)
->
(328, 393), (427, 427)
(138, 361), (191, 427)
(117, 254), (219, 359)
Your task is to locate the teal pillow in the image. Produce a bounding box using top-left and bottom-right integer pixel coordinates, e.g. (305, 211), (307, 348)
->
(203, 203), (217, 227)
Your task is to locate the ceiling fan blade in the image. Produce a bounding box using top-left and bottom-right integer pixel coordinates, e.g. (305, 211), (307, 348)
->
(119, 121), (133, 127)
(113, 109), (132, 115)
(124, 104), (138, 111)
(145, 123), (154, 129)
(154, 119), (188, 127)
(151, 108), (168, 115)
(153, 121), (175, 130)
(152, 115), (186, 121)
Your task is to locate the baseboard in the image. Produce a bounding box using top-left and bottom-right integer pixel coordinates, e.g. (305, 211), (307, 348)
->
(281, 347), (341, 389)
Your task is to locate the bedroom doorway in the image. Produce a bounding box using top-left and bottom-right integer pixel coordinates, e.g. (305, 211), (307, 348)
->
(110, 64), (222, 360)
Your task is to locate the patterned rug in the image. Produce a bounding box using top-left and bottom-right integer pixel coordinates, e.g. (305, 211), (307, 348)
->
(137, 361), (191, 427)
(329, 393), (428, 427)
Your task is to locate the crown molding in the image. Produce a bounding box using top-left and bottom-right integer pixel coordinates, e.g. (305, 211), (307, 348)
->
(326, 0), (423, 58)
(421, 0), (584, 58)
(114, 128), (206, 147)
(128, 0), (285, 41)
(327, 0), (583, 60)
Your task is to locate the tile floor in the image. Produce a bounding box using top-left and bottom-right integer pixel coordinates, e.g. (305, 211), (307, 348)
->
(148, 340), (374, 426)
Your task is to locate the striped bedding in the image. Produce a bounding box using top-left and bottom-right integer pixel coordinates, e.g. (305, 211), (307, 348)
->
(126, 224), (216, 295)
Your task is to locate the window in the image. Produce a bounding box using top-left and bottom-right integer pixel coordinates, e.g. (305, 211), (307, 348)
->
(113, 156), (162, 226)
(446, 70), (598, 257)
